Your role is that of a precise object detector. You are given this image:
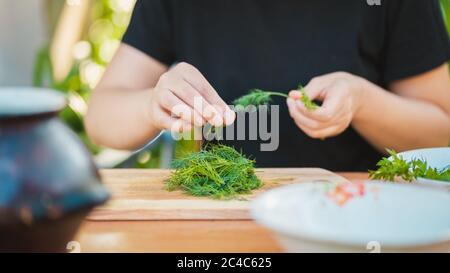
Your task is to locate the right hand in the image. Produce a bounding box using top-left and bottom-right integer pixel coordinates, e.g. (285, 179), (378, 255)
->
(145, 62), (236, 133)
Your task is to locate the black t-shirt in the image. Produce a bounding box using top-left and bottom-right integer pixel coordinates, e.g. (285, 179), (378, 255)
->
(123, 0), (450, 171)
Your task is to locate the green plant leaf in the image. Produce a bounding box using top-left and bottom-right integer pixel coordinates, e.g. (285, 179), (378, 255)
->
(166, 144), (263, 199)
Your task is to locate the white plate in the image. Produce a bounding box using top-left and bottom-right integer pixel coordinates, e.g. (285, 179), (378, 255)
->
(396, 148), (450, 188)
(251, 181), (450, 252)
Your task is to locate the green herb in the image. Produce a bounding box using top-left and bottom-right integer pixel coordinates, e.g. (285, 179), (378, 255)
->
(369, 149), (450, 182)
(298, 85), (319, 111)
(166, 144), (263, 199)
(233, 89), (288, 108)
(233, 85), (319, 110)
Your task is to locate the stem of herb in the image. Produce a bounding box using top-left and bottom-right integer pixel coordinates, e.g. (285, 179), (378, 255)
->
(265, 91), (289, 98)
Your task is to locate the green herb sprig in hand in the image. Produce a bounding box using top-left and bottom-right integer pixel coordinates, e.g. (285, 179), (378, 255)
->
(369, 149), (450, 182)
(233, 89), (287, 108)
(167, 144), (263, 199)
(298, 85), (319, 111)
(233, 85), (319, 110)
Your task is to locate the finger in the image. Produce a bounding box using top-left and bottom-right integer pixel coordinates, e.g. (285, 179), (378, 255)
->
(160, 92), (205, 126)
(303, 124), (346, 139)
(290, 116), (324, 139)
(170, 119), (193, 134)
(195, 82), (232, 122)
(288, 90), (302, 100)
(293, 118), (344, 139)
(294, 87), (346, 122)
(174, 62), (234, 125)
(287, 98), (329, 130)
(289, 78), (327, 101)
(153, 106), (192, 132)
(310, 85), (346, 121)
(223, 110), (236, 126)
(169, 80), (224, 127)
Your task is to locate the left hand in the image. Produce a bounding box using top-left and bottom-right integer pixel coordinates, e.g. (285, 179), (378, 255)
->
(287, 72), (365, 139)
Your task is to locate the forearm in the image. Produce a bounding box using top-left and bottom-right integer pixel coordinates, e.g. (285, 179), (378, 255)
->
(86, 88), (160, 150)
(352, 79), (450, 153)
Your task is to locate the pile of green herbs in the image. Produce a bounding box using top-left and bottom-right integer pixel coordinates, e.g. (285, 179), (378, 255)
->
(166, 144), (262, 199)
(369, 149), (450, 182)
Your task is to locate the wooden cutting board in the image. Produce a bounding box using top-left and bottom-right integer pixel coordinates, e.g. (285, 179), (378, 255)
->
(87, 168), (349, 221)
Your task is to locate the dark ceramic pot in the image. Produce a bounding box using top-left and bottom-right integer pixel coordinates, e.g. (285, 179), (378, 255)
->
(0, 88), (109, 252)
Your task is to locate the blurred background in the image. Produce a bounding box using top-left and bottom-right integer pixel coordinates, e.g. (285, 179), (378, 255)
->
(0, 0), (197, 169)
(0, 0), (449, 169)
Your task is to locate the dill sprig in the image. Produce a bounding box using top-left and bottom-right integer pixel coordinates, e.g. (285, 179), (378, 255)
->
(166, 144), (263, 199)
(298, 85), (319, 111)
(233, 85), (319, 111)
(232, 89), (287, 108)
(369, 149), (450, 182)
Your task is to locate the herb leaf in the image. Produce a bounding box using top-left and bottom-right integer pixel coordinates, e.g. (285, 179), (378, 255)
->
(298, 85), (319, 111)
(233, 85), (319, 111)
(167, 144), (263, 199)
(232, 89), (286, 108)
(369, 149), (450, 183)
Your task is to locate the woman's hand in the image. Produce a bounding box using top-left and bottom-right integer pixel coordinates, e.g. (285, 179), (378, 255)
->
(145, 62), (235, 133)
(287, 72), (365, 139)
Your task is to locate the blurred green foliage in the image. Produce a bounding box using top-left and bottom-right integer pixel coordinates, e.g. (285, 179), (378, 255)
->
(34, 0), (198, 168)
(34, 0), (133, 155)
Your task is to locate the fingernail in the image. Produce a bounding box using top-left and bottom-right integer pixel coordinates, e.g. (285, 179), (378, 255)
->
(224, 110), (236, 125)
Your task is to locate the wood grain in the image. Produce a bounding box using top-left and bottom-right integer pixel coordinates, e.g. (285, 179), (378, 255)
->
(87, 168), (350, 221)
(76, 172), (368, 253)
(76, 220), (282, 253)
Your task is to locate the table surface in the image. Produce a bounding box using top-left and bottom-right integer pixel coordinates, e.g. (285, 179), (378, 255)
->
(75, 172), (368, 253)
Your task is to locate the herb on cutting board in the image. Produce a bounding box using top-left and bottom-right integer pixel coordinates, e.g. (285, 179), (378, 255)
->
(166, 144), (263, 199)
(233, 85), (319, 110)
(369, 149), (450, 182)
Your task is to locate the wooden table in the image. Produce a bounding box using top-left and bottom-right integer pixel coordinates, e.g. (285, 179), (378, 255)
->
(75, 172), (368, 253)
